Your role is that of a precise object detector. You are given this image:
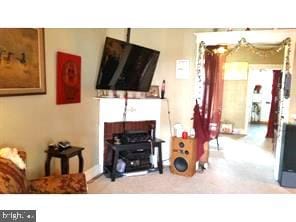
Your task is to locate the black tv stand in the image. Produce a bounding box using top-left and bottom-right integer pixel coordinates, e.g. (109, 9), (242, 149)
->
(104, 138), (165, 181)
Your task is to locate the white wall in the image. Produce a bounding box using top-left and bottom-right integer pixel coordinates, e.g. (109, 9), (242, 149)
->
(0, 28), (107, 179)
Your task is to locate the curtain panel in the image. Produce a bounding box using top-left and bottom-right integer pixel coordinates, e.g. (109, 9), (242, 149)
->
(193, 46), (226, 161)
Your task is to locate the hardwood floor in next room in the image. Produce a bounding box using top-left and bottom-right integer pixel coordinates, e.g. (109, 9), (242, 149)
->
(87, 124), (296, 193)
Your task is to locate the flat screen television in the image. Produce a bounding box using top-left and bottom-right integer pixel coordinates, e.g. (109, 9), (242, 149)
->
(96, 37), (160, 92)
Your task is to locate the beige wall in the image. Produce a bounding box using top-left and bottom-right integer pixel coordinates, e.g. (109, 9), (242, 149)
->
(0, 28), (106, 179)
(222, 80), (248, 129)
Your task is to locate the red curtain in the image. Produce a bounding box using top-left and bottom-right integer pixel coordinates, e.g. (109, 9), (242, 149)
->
(193, 46), (226, 160)
(266, 70), (282, 138)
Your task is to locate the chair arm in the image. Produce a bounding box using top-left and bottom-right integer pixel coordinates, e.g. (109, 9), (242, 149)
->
(29, 173), (87, 194)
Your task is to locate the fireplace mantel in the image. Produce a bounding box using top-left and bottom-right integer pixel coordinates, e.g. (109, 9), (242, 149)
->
(97, 98), (162, 173)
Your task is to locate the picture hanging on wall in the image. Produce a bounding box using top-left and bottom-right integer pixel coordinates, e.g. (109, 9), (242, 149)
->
(56, 51), (81, 104)
(0, 28), (46, 96)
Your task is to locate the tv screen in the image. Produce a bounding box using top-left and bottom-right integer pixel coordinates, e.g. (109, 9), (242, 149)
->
(96, 37), (160, 92)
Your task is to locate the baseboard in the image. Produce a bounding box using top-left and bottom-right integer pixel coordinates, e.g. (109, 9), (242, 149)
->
(232, 128), (247, 135)
(220, 128), (247, 135)
(250, 121), (268, 125)
(84, 164), (102, 182)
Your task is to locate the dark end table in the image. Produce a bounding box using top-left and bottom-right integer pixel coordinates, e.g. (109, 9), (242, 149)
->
(45, 146), (84, 176)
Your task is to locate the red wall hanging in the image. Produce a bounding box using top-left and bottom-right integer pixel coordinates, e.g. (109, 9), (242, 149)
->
(57, 51), (81, 104)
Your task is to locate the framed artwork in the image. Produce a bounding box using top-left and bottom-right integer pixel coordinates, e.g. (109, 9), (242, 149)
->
(146, 85), (159, 98)
(57, 51), (81, 104)
(0, 28), (46, 96)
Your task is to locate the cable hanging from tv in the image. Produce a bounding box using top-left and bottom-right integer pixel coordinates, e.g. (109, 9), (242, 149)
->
(122, 28), (131, 134)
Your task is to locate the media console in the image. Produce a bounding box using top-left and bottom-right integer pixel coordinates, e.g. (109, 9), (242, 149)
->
(104, 138), (165, 181)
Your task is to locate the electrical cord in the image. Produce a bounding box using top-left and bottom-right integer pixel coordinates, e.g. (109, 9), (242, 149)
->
(122, 91), (128, 133)
(148, 139), (169, 164)
(148, 139), (157, 169)
(148, 139), (153, 155)
(123, 29), (130, 133)
(165, 98), (173, 138)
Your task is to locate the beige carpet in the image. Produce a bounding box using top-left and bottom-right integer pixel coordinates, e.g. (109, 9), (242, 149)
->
(88, 124), (296, 194)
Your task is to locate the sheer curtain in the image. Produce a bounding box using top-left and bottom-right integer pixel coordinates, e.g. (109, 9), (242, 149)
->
(193, 46), (226, 162)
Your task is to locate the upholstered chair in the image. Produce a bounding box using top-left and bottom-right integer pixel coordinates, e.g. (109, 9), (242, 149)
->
(0, 150), (87, 194)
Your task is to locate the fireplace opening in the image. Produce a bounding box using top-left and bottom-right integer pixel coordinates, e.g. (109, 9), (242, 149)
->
(103, 120), (156, 167)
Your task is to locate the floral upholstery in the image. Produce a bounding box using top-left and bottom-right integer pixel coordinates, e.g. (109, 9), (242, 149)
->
(0, 157), (27, 194)
(0, 150), (87, 194)
(30, 173), (87, 194)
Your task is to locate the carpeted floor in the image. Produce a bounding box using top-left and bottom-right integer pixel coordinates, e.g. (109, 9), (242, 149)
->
(87, 124), (296, 194)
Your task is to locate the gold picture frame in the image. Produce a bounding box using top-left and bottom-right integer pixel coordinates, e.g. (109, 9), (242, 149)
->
(0, 28), (46, 96)
(146, 85), (159, 98)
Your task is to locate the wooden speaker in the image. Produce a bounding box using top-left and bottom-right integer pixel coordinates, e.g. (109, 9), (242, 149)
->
(170, 137), (197, 177)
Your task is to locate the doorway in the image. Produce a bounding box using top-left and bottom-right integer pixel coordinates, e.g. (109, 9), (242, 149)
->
(248, 68), (273, 125)
(216, 64), (281, 183)
(195, 30), (293, 181)
(246, 66), (281, 141)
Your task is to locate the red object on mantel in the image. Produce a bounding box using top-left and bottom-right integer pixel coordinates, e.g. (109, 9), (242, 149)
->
(57, 51), (81, 105)
(182, 131), (188, 139)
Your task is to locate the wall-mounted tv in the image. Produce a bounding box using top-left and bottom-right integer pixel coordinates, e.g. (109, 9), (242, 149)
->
(96, 37), (160, 92)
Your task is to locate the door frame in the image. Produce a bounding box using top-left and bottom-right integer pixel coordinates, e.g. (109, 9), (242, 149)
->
(195, 30), (296, 181)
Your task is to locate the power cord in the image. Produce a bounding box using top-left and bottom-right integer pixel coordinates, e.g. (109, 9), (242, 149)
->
(148, 139), (169, 164)
(122, 91), (128, 133)
(165, 98), (173, 138)
(148, 139), (153, 155)
(148, 139), (157, 169)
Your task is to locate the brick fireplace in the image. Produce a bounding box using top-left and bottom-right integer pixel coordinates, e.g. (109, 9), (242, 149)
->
(104, 120), (156, 166)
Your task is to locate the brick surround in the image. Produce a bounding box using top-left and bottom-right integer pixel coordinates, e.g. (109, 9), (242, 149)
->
(104, 120), (156, 166)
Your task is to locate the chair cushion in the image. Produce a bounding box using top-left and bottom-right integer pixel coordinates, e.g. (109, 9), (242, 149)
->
(0, 157), (27, 193)
(29, 173), (87, 194)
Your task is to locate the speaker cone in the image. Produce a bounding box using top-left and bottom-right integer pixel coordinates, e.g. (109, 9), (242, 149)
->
(174, 157), (188, 172)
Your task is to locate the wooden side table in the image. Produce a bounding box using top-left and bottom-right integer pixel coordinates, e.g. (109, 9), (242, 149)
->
(45, 146), (84, 176)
